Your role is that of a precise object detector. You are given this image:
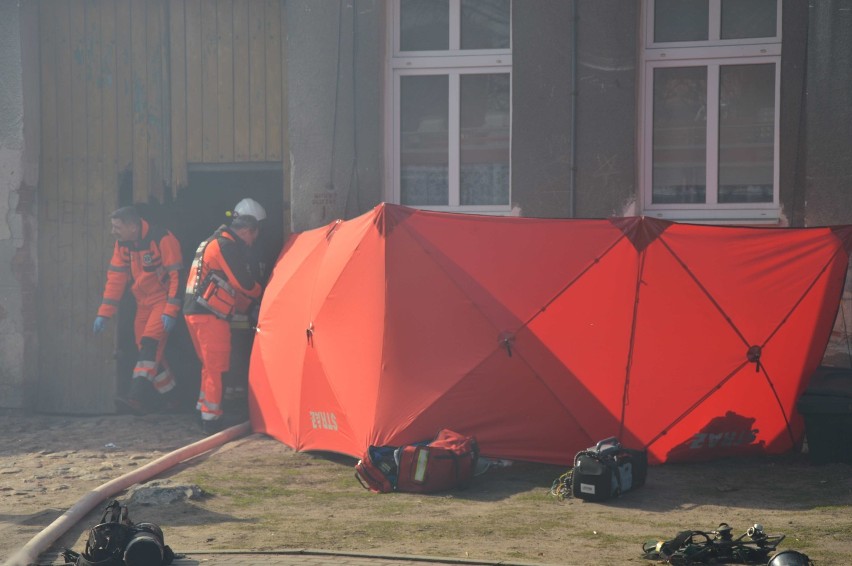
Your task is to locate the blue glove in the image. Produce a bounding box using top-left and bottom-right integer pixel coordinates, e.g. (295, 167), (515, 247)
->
(93, 316), (109, 335)
(161, 314), (176, 333)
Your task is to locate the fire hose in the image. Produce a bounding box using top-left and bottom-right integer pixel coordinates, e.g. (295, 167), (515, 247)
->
(5, 421), (251, 566)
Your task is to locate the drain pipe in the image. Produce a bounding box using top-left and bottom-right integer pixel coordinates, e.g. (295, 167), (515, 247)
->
(6, 421), (252, 566)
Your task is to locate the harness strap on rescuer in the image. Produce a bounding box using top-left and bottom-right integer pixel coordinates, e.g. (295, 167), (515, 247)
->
(187, 231), (238, 320)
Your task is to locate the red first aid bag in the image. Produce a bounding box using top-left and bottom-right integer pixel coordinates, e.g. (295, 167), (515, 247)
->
(354, 446), (396, 493)
(395, 429), (479, 493)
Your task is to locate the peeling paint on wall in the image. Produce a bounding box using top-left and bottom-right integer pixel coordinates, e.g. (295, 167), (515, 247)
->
(0, 1), (24, 150)
(0, 0), (24, 245)
(619, 197), (637, 218)
(287, 0), (383, 231)
(0, 147), (24, 243)
(0, 0), (29, 409)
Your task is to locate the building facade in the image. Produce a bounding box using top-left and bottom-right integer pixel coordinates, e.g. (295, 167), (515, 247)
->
(1, 0), (850, 413)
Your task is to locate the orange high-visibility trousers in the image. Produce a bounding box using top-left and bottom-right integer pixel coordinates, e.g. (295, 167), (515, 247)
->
(133, 301), (175, 393)
(185, 314), (232, 421)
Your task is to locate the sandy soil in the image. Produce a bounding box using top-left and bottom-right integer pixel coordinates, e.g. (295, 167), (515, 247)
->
(1, 409), (851, 565)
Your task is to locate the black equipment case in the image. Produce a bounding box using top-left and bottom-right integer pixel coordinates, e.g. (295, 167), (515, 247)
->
(571, 437), (647, 502)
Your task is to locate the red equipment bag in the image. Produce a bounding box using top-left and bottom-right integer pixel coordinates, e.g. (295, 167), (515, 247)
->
(354, 446), (396, 493)
(395, 429), (479, 493)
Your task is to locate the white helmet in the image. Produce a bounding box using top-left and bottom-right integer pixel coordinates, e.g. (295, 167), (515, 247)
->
(233, 198), (266, 221)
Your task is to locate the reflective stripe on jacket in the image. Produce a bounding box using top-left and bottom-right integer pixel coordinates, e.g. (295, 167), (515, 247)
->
(98, 219), (184, 318)
(184, 226), (262, 317)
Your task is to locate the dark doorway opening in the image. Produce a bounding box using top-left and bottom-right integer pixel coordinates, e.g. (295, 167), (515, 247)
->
(116, 166), (287, 414)
(169, 165), (287, 411)
(170, 166), (287, 272)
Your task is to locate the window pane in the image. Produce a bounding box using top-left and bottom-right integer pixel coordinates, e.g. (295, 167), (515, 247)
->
(721, 0), (777, 40)
(400, 0), (449, 51)
(654, 0), (708, 43)
(460, 74), (510, 206)
(401, 75), (449, 206)
(461, 0), (510, 50)
(652, 67), (707, 204)
(718, 64), (775, 203)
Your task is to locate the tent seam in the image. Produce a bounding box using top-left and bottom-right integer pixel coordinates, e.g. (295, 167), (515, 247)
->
(756, 361), (797, 449)
(520, 233), (629, 330)
(645, 361), (750, 451)
(657, 236), (751, 348)
(619, 249), (646, 441)
(761, 246), (845, 347)
(383, 220), (597, 446)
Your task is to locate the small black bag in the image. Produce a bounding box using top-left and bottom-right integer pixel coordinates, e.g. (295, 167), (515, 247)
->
(571, 437), (647, 502)
(63, 500), (175, 566)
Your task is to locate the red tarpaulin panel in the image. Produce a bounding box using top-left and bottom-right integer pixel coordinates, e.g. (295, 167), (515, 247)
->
(249, 204), (852, 465)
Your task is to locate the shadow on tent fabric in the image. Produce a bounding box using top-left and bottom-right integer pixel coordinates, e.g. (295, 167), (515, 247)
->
(665, 411), (766, 463)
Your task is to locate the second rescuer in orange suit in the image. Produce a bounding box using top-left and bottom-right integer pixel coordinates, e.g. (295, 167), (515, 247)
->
(184, 214), (262, 434)
(93, 206), (183, 413)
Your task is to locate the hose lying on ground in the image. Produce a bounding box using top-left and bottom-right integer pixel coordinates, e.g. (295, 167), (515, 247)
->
(5, 421), (251, 566)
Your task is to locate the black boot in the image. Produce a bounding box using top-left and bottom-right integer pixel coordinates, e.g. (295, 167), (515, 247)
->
(115, 378), (155, 415)
(153, 388), (182, 414)
(201, 418), (224, 436)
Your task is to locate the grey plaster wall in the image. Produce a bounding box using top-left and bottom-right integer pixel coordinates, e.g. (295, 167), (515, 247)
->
(286, 0), (384, 232)
(512, 2), (576, 218)
(0, 0), (38, 409)
(801, 2), (852, 366)
(513, 1), (637, 219)
(802, 1), (852, 228)
(286, 1), (636, 224)
(573, 0), (638, 218)
(777, 0), (809, 227)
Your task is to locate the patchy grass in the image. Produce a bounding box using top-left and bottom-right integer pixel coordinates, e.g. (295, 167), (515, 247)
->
(29, 428), (852, 566)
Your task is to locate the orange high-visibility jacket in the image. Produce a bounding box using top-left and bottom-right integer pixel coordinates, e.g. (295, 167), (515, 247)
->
(98, 219), (184, 319)
(184, 226), (262, 317)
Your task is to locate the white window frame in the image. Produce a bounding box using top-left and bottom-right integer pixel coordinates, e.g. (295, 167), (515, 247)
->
(384, 0), (513, 214)
(639, 0), (782, 223)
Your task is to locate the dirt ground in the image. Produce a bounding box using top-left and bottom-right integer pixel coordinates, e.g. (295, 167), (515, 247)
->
(1, 409), (851, 566)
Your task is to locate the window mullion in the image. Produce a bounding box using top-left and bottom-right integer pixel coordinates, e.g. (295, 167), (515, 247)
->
(392, 1), (401, 55)
(392, 71), (402, 204)
(448, 72), (461, 207)
(644, 0), (655, 47)
(775, 0), (783, 38)
(706, 64), (720, 205)
(643, 63), (654, 209)
(773, 59), (781, 205)
(708, 0), (721, 41)
(449, 0), (461, 51)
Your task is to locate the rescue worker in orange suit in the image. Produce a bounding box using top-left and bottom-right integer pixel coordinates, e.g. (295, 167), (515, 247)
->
(93, 206), (184, 414)
(184, 214), (262, 434)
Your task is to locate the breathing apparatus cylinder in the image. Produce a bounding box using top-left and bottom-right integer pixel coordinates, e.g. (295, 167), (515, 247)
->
(123, 522), (166, 566)
(767, 550), (813, 566)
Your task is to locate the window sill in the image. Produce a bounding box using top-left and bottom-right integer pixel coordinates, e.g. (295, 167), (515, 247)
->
(404, 205), (517, 216)
(642, 207), (781, 225)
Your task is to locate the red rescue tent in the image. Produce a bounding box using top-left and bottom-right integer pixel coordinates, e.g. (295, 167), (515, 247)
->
(249, 204), (852, 465)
